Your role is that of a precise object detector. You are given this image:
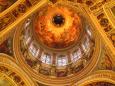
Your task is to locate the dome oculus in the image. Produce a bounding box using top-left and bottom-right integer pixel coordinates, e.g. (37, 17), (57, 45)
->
(34, 5), (81, 49)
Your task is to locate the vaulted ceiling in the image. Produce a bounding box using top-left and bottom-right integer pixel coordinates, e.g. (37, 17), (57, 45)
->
(0, 0), (115, 86)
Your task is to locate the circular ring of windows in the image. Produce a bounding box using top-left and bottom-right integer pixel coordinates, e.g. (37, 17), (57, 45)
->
(15, 1), (100, 78)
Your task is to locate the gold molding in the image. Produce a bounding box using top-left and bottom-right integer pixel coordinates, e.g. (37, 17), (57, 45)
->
(0, 0), (49, 45)
(74, 70), (115, 86)
(0, 53), (36, 86)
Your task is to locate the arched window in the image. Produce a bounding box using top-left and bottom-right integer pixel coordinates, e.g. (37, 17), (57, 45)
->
(82, 36), (90, 52)
(24, 29), (31, 45)
(72, 48), (82, 61)
(41, 53), (51, 64)
(87, 29), (92, 37)
(36, 49), (40, 57)
(24, 19), (31, 29)
(25, 37), (31, 45)
(29, 43), (38, 57)
(57, 55), (67, 66)
(86, 25), (92, 37)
